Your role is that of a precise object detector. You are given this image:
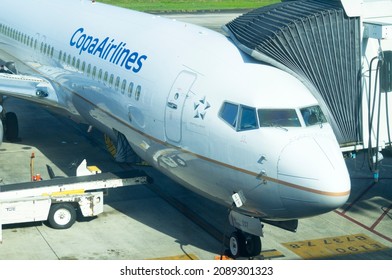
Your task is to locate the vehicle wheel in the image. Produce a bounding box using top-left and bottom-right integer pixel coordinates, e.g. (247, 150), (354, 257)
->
(244, 234), (262, 257)
(229, 231), (244, 259)
(4, 112), (18, 141)
(48, 203), (76, 229)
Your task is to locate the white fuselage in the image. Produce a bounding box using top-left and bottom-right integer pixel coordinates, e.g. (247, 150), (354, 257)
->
(0, 0), (350, 220)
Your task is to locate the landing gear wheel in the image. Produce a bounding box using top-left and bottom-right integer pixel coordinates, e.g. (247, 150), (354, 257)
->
(48, 203), (76, 229)
(229, 231), (243, 259)
(243, 234), (262, 258)
(4, 111), (18, 141)
(228, 231), (262, 259)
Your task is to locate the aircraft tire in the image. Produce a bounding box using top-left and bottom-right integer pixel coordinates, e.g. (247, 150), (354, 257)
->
(48, 203), (77, 229)
(243, 234), (262, 258)
(228, 231), (244, 259)
(4, 111), (18, 141)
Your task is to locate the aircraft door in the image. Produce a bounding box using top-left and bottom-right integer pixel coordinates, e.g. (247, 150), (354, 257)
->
(165, 71), (197, 142)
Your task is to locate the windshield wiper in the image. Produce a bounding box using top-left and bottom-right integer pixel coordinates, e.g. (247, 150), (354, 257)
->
(262, 122), (288, 131)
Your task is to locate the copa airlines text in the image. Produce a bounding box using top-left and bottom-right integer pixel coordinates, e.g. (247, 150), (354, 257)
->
(70, 27), (147, 73)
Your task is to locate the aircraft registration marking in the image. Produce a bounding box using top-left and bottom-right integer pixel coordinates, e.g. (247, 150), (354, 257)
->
(282, 234), (389, 259)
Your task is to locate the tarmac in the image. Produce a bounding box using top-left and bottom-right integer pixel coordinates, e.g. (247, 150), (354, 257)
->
(0, 97), (391, 261)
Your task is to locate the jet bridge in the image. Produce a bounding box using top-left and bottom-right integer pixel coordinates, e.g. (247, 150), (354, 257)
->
(223, 0), (392, 153)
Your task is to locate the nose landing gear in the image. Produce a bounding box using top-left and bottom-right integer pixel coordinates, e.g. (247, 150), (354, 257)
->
(225, 210), (264, 259)
(229, 230), (262, 259)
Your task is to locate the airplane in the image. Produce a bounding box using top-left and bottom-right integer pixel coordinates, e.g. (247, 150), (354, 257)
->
(0, 0), (351, 258)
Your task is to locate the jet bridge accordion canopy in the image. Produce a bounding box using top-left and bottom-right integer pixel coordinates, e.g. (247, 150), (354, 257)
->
(225, 0), (361, 146)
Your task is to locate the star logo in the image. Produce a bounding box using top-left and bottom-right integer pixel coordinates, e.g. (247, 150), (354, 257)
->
(193, 96), (211, 120)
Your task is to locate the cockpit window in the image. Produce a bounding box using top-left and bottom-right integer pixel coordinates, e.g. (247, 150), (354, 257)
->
(258, 109), (301, 127)
(220, 102), (258, 131)
(239, 106), (258, 131)
(220, 102), (238, 128)
(300, 105), (327, 126)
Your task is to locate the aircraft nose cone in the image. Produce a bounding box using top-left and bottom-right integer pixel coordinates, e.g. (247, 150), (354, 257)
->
(277, 136), (350, 218)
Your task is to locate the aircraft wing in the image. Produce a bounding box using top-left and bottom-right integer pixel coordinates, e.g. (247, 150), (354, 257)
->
(0, 52), (94, 122)
(0, 46), (82, 117)
(0, 54), (125, 125)
(0, 46), (61, 106)
(0, 72), (59, 107)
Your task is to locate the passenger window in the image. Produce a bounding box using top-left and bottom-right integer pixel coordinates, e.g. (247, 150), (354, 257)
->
(87, 64), (91, 76)
(258, 109), (301, 127)
(239, 106), (258, 131)
(109, 74), (114, 86)
(92, 66), (97, 79)
(128, 82), (134, 97)
(121, 79), (127, 94)
(135, 85), (141, 101)
(115, 76), (121, 91)
(220, 102), (239, 128)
